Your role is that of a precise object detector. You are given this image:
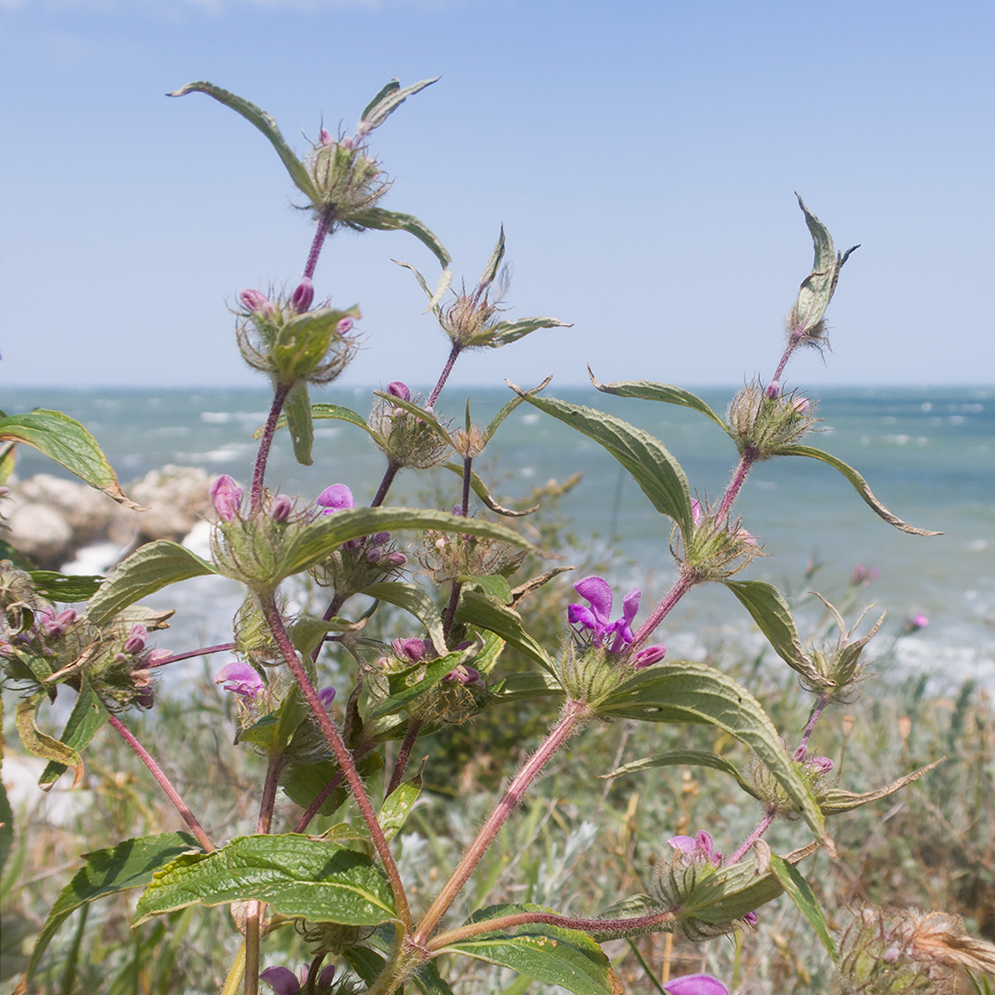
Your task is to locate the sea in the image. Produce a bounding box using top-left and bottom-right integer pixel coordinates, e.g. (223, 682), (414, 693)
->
(4, 385), (994, 692)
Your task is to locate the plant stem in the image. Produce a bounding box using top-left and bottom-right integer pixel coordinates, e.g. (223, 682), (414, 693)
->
(251, 382), (292, 514)
(429, 906), (677, 951)
(726, 806), (778, 865)
(146, 642), (235, 669)
(797, 692), (830, 758)
(716, 448), (757, 520)
(257, 752), (284, 835)
(106, 713), (214, 852)
(386, 720), (423, 798)
(625, 937), (668, 995)
(770, 330), (804, 387)
(303, 208), (334, 281)
(631, 573), (694, 650)
(260, 594), (411, 928)
(220, 944), (246, 995)
(244, 905), (261, 995)
(428, 343), (461, 409)
(371, 461), (400, 508)
(413, 700), (587, 945)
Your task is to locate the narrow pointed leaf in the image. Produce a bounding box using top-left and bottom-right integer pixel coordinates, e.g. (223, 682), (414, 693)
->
(134, 834), (396, 926)
(0, 410), (140, 508)
(819, 758), (944, 815)
(723, 580), (809, 674)
(511, 389), (694, 538)
(413, 960), (457, 995)
(445, 905), (615, 995)
(480, 225), (506, 287)
(39, 674), (109, 788)
(0, 439), (15, 485)
(776, 445), (943, 536)
(600, 663), (832, 853)
(342, 946), (386, 987)
(394, 258), (452, 312)
(455, 589), (556, 672)
(285, 381), (314, 466)
(15, 697), (84, 788)
(283, 507), (530, 577)
(484, 316), (571, 348)
(372, 392), (453, 447)
(169, 81), (319, 205)
(360, 77), (439, 132)
(260, 402), (378, 442)
(485, 393), (529, 442)
(791, 195), (837, 334)
(442, 463), (537, 517)
(379, 772), (421, 842)
(23, 832), (202, 984)
(588, 370), (731, 433)
(28, 571), (103, 603)
(0, 782), (13, 882)
(86, 540), (217, 626)
(360, 581), (446, 653)
(603, 749), (761, 800)
(348, 208), (451, 267)
(769, 855), (837, 956)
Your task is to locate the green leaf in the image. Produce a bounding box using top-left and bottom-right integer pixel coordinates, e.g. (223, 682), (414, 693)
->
(342, 945), (386, 986)
(599, 663), (833, 854)
(511, 389), (694, 538)
(393, 258), (452, 313)
(484, 393), (529, 442)
(0, 439), (15, 485)
(359, 582), (446, 654)
(280, 760), (346, 817)
(379, 772), (421, 842)
(768, 854), (836, 956)
(775, 445), (943, 536)
(479, 225), (506, 287)
(367, 652), (465, 720)
(603, 749), (761, 800)
(285, 381), (314, 466)
(169, 81), (319, 205)
(86, 540), (217, 626)
(455, 590), (556, 673)
(39, 674), (109, 788)
(587, 371), (731, 434)
(27, 571), (103, 603)
(15, 696), (84, 787)
(490, 671), (565, 702)
(133, 834), (396, 926)
(372, 392), (454, 448)
(723, 580), (809, 674)
(818, 758), (944, 815)
(262, 402), (377, 443)
(360, 77), (439, 132)
(0, 410), (139, 508)
(413, 959), (457, 995)
(283, 507), (531, 577)
(442, 462), (538, 518)
(347, 208), (451, 268)
(790, 195), (838, 334)
(482, 315), (571, 349)
(460, 574), (512, 603)
(444, 904), (615, 995)
(24, 832), (202, 984)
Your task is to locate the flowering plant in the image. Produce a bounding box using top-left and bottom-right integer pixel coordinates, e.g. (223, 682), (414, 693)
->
(2, 77), (992, 995)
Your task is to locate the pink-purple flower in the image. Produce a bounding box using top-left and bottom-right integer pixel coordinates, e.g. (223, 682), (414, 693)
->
(668, 829), (723, 867)
(568, 576), (666, 665)
(215, 661), (265, 698)
(260, 964), (336, 995)
(210, 475), (244, 522)
(663, 975), (730, 995)
(316, 484), (354, 513)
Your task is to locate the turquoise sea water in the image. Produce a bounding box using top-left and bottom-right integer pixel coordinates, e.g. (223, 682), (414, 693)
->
(4, 385), (993, 688)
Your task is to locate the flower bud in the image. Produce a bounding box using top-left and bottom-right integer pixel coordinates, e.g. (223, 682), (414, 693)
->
(393, 637), (430, 662)
(270, 494), (293, 523)
(290, 277), (314, 313)
(765, 381), (780, 400)
(387, 381), (410, 401)
(124, 624), (147, 655)
(316, 484), (354, 513)
(318, 687), (337, 709)
(336, 316), (354, 335)
(240, 289), (275, 316)
(210, 475), (244, 522)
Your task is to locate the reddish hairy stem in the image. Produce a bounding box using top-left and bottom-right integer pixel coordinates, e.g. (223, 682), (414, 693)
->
(631, 573), (694, 650)
(726, 807), (778, 865)
(771, 329), (805, 387)
(428, 907), (677, 951)
(251, 382), (292, 514)
(303, 209), (334, 281)
(716, 448), (757, 520)
(428, 343), (461, 409)
(259, 594), (411, 927)
(257, 752), (284, 835)
(413, 700), (586, 945)
(106, 713), (214, 852)
(386, 721), (423, 798)
(371, 461), (400, 509)
(244, 906), (261, 995)
(147, 642), (235, 669)
(797, 692), (830, 757)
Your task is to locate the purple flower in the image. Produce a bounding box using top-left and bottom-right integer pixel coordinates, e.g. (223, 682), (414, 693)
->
(317, 687), (337, 710)
(290, 277), (314, 313)
(270, 494), (293, 523)
(912, 613), (929, 629)
(691, 499), (703, 526)
(387, 381), (410, 402)
(336, 316), (354, 335)
(668, 829), (722, 867)
(393, 637), (430, 662)
(210, 475), (244, 522)
(632, 643), (667, 670)
(765, 380), (781, 400)
(567, 576), (640, 654)
(215, 661), (265, 698)
(663, 975), (730, 995)
(444, 665), (482, 686)
(260, 967), (301, 995)
(240, 289), (275, 316)
(316, 484), (354, 513)
(124, 624), (147, 655)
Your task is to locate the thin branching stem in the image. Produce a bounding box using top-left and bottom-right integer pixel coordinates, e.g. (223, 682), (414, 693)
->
(371, 461), (400, 508)
(727, 807), (778, 865)
(244, 907), (261, 995)
(386, 720), (423, 798)
(632, 573), (694, 650)
(146, 642), (235, 669)
(250, 382), (292, 514)
(428, 343), (461, 409)
(303, 209), (334, 281)
(106, 713), (214, 853)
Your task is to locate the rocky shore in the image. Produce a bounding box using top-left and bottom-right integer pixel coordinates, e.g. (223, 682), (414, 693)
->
(2, 466), (215, 571)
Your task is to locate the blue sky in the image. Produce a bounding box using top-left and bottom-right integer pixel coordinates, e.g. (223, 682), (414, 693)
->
(1, 0), (992, 390)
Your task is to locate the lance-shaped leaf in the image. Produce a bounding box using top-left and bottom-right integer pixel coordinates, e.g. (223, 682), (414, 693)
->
(348, 207), (451, 268)
(442, 462), (538, 517)
(134, 834), (396, 926)
(86, 540), (217, 626)
(599, 663), (833, 854)
(602, 749), (761, 800)
(394, 258), (452, 313)
(168, 81), (319, 205)
(723, 580), (809, 675)
(366, 650), (467, 720)
(818, 758), (944, 815)
(510, 387), (694, 539)
(790, 195), (858, 335)
(775, 444), (943, 536)
(588, 369), (731, 434)
(442, 904), (615, 995)
(39, 674), (108, 788)
(360, 77), (439, 133)
(0, 410), (140, 508)
(379, 769), (422, 842)
(478, 315), (572, 349)
(0, 438), (15, 485)
(23, 832), (202, 984)
(360, 581), (447, 653)
(282, 507), (531, 577)
(262, 401), (378, 445)
(769, 855), (836, 956)
(455, 589), (556, 673)
(15, 696), (84, 788)
(284, 381), (314, 466)
(27, 571), (103, 603)
(490, 671), (565, 702)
